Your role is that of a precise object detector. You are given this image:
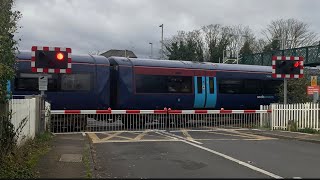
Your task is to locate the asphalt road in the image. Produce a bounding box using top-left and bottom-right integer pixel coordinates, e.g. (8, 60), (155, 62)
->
(88, 129), (320, 178)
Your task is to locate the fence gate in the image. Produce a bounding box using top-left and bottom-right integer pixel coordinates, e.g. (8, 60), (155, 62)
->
(50, 109), (271, 133)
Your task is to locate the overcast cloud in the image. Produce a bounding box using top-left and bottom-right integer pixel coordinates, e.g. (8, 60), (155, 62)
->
(14, 0), (320, 58)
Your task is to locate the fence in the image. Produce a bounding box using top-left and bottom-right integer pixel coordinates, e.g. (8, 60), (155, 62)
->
(50, 109), (272, 133)
(271, 103), (320, 131)
(0, 96), (48, 146)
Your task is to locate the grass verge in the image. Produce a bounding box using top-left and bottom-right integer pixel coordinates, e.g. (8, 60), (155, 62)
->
(83, 143), (93, 178)
(0, 131), (53, 178)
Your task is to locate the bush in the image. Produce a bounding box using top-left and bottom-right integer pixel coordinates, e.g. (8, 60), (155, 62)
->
(0, 131), (53, 178)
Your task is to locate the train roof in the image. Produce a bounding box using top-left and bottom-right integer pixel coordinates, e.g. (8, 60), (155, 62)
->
(16, 50), (110, 65)
(109, 56), (272, 72)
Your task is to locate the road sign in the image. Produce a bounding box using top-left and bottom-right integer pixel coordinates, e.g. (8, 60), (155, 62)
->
(307, 86), (319, 95)
(38, 75), (48, 91)
(311, 76), (317, 86)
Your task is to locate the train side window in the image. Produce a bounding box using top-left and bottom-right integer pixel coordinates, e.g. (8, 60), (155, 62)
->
(14, 78), (38, 91)
(243, 79), (262, 94)
(61, 74), (91, 91)
(263, 80), (282, 94)
(209, 77), (214, 94)
(218, 79), (242, 94)
(197, 77), (202, 93)
(135, 74), (192, 93)
(14, 73), (58, 91)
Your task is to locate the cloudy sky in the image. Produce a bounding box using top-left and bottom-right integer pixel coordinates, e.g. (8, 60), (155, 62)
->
(14, 0), (320, 58)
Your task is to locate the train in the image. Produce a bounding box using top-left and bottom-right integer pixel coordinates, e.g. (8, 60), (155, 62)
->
(12, 50), (282, 110)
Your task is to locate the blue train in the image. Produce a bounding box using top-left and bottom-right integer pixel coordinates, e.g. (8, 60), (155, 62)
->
(12, 50), (282, 110)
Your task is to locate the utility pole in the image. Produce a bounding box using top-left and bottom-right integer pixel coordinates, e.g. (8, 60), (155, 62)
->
(280, 31), (288, 104)
(149, 42), (153, 58)
(159, 24), (163, 59)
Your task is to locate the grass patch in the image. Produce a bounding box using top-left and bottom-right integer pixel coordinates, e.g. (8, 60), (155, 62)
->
(83, 143), (92, 178)
(0, 131), (53, 178)
(297, 128), (320, 134)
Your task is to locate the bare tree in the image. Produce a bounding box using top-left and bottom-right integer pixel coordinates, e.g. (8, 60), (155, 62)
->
(226, 25), (256, 58)
(251, 38), (267, 53)
(262, 18), (319, 49)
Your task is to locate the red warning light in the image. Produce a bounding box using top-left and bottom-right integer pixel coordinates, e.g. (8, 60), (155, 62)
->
(294, 61), (300, 68)
(56, 52), (64, 61)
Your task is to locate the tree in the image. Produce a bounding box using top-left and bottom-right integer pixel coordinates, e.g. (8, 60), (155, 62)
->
(262, 38), (280, 52)
(0, 0), (21, 103)
(164, 30), (204, 61)
(0, 0), (22, 164)
(262, 18), (319, 49)
(239, 40), (253, 58)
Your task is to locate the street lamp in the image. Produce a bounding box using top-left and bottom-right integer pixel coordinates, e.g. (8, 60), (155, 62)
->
(159, 24), (163, 59)
(149, 42), (153, 58)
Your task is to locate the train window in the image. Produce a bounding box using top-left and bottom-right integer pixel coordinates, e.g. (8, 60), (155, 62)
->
(61, 74), (91, 91)
(242, 79), (262, 94)
(14, 78), (38, 91)
(135, 74), (192, 93)
(14, 73), (58, 91)
(197, 77), (202, 93)
(209, 77), (214, 94)
(218, 79), (242, 94)
(263, 80), (282, 94)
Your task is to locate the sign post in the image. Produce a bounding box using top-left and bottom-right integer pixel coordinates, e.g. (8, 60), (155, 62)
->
(38, 74), (48, 96)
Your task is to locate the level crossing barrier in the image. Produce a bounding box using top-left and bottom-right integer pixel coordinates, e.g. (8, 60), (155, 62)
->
(50, 108), (271, 133)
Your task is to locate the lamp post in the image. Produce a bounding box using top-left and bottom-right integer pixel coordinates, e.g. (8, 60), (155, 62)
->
(149, 42), (153, 58)
(159, 24), (163, 59)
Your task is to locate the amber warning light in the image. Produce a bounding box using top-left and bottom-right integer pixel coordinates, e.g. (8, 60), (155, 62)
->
(56, 52), (64, 61)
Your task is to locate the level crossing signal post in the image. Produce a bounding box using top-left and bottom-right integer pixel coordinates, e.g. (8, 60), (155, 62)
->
(272, 56), (304, 104)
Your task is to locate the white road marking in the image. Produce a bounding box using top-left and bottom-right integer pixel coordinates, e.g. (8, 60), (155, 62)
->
(93, 139), (180, 143)
(293, 177), (302, 179)
(158, 131), (203, 145)
(82, 132), (86, 137)
(160, 131), (283, 179)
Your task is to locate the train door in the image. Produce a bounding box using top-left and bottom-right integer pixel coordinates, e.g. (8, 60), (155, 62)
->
(194, 76), (206, 108)
(204, 75), (217, 109)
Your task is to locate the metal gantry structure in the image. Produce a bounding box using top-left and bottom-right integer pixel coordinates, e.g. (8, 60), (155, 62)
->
(239, 44), (320, 67)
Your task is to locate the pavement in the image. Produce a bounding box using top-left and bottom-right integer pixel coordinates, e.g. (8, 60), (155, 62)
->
(36, 133), (94, 178)
(36, 128), (320, 178)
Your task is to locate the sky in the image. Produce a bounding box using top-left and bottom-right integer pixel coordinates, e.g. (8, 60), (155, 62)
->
(14, 0), (320, 58)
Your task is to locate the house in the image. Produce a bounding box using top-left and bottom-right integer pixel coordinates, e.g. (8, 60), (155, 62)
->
(100, 49), (137, 58)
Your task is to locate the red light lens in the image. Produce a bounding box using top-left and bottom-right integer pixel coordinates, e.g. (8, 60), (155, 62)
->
(294, 62), (300, 68)
(56, 52), (64, 61)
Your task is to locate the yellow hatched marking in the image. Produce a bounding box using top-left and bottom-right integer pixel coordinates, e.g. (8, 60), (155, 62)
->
(100, 131), (124, 141)
(133, 130), (151, 140)
(208, 131), (255, 138)
(225, 130), (275, 140)
(87, 133), (101, 143)
(116, 135), (135, 140)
